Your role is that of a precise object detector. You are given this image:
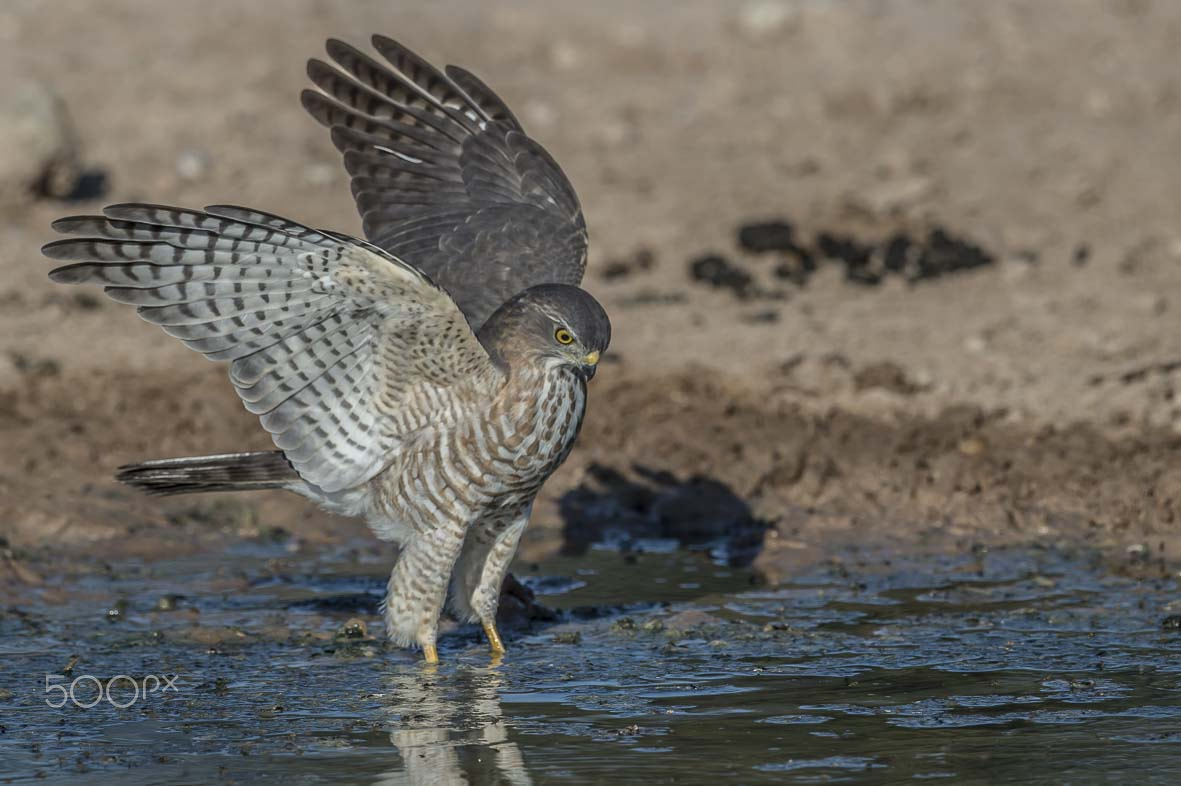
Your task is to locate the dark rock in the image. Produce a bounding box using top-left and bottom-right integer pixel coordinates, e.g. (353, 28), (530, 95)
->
(816, 232), (874, 268)
(854, 361), (921, 395)
(602, 261), (632, 280)
(883, 233), (917, 274)
(743, 217), (997, 288)
(335, 618), (368, 639)
(916, 227), (994, 280)
(1161, 614), (1181, 630)
(601, 247), (656, 281)
(552, 631), (582, 644)
(618, 290), (687, 307)
(62, 169), (109, 202)
(496, 572), (557, 629)
(662, 609), (723, 634)
(816, 232), (881, 286)
(611, 617), (637, 632)
(72, 292), (102, 310)
(738, 220), (798, 253)
(741, 310), (780, 324)
(8, 352), (61, 378)
(154, 594), (184, 612)
(689, 253), (754, 298)
(773, 246), (817, 285)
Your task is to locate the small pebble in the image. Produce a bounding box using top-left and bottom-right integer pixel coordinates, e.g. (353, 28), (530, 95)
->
(175, 149), (209, 181)
(736, 0), (800, 40)
(741, 309), (780, 324)
(154, 594), (182, 612)
(611, 617), (637, 632)
(338, 618), (368, 639)
(958, 437), (987, 457)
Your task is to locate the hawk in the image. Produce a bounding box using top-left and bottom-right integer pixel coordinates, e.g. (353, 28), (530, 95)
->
(42, 35), (610, 664)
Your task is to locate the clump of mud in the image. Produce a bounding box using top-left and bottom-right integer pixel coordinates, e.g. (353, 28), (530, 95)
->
(687, 217), (999, 297)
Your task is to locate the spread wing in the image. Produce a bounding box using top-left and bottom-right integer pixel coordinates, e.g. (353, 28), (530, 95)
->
(301, 34), (588, 329)
(43, 204), (503, 493)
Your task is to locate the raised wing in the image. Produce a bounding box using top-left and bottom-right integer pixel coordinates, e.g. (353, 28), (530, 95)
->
(302, 35), (588, 329)
(43, 204), (503, 493)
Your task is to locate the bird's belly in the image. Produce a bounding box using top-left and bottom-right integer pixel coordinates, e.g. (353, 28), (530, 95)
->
(485, 402), (584, 505)
(367, 370), (587, 535)
(465, 370), (587, 507)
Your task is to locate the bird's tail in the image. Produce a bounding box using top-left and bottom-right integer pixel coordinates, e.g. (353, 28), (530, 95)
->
(116, 451), (298, 496)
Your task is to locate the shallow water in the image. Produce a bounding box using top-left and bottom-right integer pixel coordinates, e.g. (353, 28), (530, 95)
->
(1, 540), (1179, 784)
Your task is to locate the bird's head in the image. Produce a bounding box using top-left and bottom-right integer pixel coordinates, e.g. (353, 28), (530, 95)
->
(478, 284), (611, 379)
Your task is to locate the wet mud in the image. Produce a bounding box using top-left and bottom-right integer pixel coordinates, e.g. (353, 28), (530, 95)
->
(2, 538), (1178, 784)
(6, 366), (1181, 575)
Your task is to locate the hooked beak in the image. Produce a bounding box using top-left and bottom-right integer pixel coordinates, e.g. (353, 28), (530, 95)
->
(580, 350), (600, 380)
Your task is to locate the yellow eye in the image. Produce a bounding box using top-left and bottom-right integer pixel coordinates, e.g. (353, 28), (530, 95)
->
(555, 328), (574, 345)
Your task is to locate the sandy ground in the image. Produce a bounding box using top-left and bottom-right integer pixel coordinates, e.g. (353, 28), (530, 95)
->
(3, 0), (1181, 587)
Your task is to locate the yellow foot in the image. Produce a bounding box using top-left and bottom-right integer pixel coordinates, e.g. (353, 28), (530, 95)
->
(422, 643), (439, 664)
(483, 621), (506, 656)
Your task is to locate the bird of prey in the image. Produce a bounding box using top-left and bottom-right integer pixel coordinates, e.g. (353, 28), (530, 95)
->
(42, 35), (609, 664)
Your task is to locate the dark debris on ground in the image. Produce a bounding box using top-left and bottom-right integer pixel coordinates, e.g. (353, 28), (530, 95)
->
(688, 217), (998, 297)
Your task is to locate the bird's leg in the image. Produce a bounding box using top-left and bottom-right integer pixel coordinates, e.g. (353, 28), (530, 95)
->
(385, 524), (467, 663)
(469, 513), (529, 657)
(482, 621), (506, 656)
(449, 508), (530, 657)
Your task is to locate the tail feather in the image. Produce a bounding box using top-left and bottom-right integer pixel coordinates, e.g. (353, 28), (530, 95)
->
(116, 451), (298, 496)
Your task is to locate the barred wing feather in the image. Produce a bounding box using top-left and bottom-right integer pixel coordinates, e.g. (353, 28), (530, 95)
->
(43, 204), (501, 493)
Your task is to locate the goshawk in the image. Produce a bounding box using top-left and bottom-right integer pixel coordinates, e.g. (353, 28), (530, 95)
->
(42, 35), (610, 664)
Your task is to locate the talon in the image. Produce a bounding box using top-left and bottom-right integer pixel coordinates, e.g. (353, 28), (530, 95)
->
(422, 643), (439, 664)
(483, 621), (506, 655)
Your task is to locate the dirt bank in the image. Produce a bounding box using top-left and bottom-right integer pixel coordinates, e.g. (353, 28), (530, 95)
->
(3, 363), (1178, 594)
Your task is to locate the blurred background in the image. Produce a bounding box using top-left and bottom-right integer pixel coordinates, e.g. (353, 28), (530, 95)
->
(4, 0), (1180, 568)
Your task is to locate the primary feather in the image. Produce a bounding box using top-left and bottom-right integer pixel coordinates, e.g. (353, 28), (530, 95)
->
(44, 204), (503, 493)
(302, 35), (588, 329)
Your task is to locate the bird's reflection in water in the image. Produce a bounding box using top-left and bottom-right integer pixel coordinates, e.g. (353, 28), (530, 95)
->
(373, 663), (532, 786)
